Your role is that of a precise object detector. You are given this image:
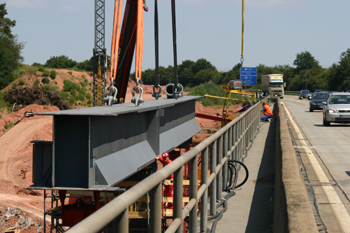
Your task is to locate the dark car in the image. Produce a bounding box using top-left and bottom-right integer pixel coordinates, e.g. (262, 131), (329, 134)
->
(309, 92), (329, 112)
(299, 89), (311, 99)
(314, 89), (323, 93)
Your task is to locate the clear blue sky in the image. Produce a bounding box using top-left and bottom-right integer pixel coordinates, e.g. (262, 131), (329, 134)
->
(4, 0), (350, 72)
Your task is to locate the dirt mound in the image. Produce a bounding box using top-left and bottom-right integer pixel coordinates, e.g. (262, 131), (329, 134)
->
(4, 87), (69, 111)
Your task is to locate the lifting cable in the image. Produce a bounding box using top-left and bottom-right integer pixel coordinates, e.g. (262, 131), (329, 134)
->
(131, 0), (145, 106)
(164, 0), (183, 99)
(105, 0), (123, 105)
(240, 0), (245, 65)
(152, 0), (162, 100)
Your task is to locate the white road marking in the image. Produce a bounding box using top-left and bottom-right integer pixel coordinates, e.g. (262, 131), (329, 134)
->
(282, 102), (350, 233)
(294, 146), (315, 149)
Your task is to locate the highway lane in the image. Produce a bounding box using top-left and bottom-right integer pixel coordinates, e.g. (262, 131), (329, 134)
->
(282, 96), (350, 232)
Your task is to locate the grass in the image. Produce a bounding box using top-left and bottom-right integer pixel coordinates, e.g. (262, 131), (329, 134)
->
(4, 121), (14, 130)
(43, 84), (59, 92)
(18, 79), (25, 86)
(188, 82), (249, 106)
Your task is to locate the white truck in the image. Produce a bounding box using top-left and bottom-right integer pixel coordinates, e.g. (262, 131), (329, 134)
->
(261, 74), (286, 98)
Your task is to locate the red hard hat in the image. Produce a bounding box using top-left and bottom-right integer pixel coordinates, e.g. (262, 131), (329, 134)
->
(162, 152), (169, 158)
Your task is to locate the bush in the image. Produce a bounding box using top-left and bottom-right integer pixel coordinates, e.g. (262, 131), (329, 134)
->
(63, 80), (80, 92)
(43, 85), (59, 92)
(77, 93), (85, 101)
(32, 62), (43, 67)
(42, 77), (50, 84)
(33, 80), (40, 89)
(68, 71), (72, 75)
(68, 96), (76, 105)
(189, 82), (247, 106)
(42, 71), (50, 77)
(19, 70), (26, 76)
(38, 66), (45, 72)
(80, 81), (88, 87)
(50, 70), (57, 79)
(12, 83), (17, 88)
(85, 93), (92, 99)
(4, 121), (14, 130)
(18, 79), (25, 85)
(59, 91), (69, 99)
(78, 87), (86, 95)
(70, 89), (77, 97)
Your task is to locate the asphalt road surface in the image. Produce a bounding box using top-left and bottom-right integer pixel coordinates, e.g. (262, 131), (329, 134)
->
(282, 95), (350, 232)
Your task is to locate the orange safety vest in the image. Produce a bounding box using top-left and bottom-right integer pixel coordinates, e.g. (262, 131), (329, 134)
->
(263, 104), (273, 116)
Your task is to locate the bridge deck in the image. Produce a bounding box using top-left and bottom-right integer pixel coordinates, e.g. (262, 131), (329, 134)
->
(212, 117), (276, 232)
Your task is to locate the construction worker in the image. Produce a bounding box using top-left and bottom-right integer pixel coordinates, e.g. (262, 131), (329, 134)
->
(156, 152), (173, 209)
(236, 101), (252, 115)
(261, 101), (273, 122)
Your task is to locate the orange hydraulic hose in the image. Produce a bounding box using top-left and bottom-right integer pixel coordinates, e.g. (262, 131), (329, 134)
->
(135, 0), (144, 82)
(110, 0), (123, 82)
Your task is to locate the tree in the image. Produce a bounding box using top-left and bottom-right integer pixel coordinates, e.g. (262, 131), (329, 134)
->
(293, 51), (319, 73)
(45, 55), (77, 68)
(0, 4), (23, 89)
(0, 3), (16, 38)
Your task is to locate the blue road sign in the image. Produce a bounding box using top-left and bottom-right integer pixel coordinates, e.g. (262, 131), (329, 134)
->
(240, 67), (257, 86)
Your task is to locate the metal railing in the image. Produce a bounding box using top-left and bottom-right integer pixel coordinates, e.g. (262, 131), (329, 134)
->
(67, 101), (263, 233)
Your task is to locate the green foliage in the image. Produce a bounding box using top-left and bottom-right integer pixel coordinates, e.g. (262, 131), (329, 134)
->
(68, 71), (72, 75)
(43, 84), (59, 92)
(189, 82), (247, 106)
(45, 55), (77, 69)
(63, 79), (80, 92)
(42, 77), (50, 84)
(18, 79), (25, 85)
(12, 83), (17, 88)
(77, 93), (85, 101)
(78, 87), (86, 95)
(38, 66), (45, 72)
(32, 80), (40, 89)
(59, 91), (69, 99)
(31, 62), (43, 67)
(293, 51), (319, 73)
(0, 91), (10, 109)
(50, 70), (56, 79)
(42, 71), (49, 77)
(85, 93), (92, 99)
(76, 59), (93, 71)
(0, 34), (24, 89)
(4, 121), (14, 130)
(70, 89), (77, 97)
(68, 96), (76, 105)
(0, 3), (16, 38)
(80, 81), (88, 87)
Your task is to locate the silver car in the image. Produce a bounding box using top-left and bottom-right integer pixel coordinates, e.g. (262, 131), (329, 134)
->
(323, 92), (350, 126)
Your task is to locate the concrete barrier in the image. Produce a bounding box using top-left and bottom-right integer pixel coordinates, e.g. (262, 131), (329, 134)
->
(273, 98), (318, 233)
